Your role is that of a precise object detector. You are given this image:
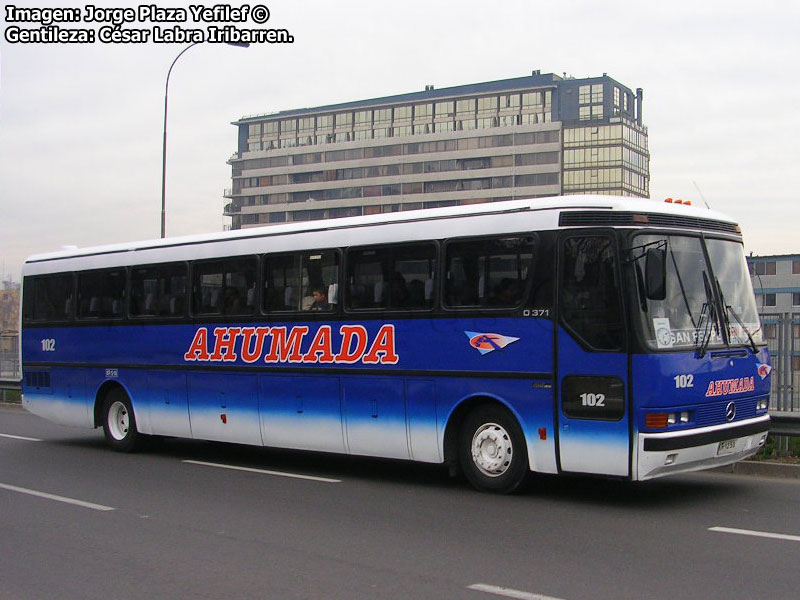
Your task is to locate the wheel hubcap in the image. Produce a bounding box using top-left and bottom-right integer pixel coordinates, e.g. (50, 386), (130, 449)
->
(108, 401), (129, 441)
(471, 422), (513, 477)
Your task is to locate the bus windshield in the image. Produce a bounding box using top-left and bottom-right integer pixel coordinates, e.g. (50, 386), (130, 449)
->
(631, 234), (762, 351)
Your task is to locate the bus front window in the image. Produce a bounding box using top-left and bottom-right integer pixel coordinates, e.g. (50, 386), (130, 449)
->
(705, 238), (763, 347)
(632, 234), (762, 351)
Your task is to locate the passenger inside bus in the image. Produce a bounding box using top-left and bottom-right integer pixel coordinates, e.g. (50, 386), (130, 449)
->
(308, 285), (330, 311)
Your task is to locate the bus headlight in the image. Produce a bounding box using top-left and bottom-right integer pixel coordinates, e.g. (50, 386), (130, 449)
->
(645, 411), (691, 430)
(756, 399), (769, 411)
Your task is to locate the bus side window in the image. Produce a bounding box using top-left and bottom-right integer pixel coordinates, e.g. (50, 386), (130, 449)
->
(345, 243), (436, 311)
(77, 269), (125, 320)
(24, 274), (74, 323)
(560, 236), (624, 351)
(444, 235), (533, 309)
(192, 257), (257, 316)
(130, 263), (188, 318)
(263, 250), (338, 313)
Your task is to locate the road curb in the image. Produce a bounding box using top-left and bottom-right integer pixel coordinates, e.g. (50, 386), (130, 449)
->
(713, 460), (800, 479)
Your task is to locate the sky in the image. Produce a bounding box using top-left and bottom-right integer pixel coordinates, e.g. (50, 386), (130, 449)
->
(1, 0), (799, 282)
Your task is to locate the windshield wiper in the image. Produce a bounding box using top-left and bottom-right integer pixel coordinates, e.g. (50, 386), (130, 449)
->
(696, 272), (720, 358)
(695, 301), (715, 358)
(716, 277), (759, 354)
(725, 304), (759, 354)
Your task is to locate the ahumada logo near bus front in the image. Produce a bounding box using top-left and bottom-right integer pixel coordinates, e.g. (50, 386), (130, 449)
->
(183, 324), (399, 365)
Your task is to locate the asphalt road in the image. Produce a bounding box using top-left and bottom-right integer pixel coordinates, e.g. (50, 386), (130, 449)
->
(1, 404), (799, 600)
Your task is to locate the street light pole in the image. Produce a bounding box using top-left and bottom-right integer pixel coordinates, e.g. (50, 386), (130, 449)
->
(160, 41), (249, 239)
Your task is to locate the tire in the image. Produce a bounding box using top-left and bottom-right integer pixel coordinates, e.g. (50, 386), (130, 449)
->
(459, 404), (528, 493)
(102, 389), (143, 452)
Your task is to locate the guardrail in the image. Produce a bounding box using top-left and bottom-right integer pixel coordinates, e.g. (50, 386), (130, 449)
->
(768, 411), (800, 437)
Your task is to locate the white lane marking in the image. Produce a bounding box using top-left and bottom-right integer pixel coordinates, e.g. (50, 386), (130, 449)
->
(467, 583), (568, 600)
(182, 460), (341, 483)
(709, 526), (800, 543)
(0, 482), (115, 511)
(0, 433), (42, 442)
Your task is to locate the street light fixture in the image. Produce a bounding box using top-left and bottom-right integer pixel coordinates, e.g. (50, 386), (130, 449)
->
(160, 41), (250, 239)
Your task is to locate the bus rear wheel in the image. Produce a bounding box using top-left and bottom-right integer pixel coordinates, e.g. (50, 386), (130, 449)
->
(102, 389), (142, 452)
(459, 405), (528, 493)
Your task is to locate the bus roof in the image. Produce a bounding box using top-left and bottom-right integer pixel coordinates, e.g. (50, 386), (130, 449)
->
(24, 195), (739, 267)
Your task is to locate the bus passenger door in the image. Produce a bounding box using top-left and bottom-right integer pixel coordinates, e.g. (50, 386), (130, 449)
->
(556, 234), (630, 477)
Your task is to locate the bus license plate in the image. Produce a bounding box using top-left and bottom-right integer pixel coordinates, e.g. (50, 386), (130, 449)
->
(717, 439), (737, 455)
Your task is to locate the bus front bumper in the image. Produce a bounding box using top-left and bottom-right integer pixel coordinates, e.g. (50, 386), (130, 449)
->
(635, 415), (770, 481)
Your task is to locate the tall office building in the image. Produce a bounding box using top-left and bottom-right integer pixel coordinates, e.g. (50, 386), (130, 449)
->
(226, 71), (649, 229)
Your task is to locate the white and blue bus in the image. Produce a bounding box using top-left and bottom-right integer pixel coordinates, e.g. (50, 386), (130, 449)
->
(21, 196), (771, 492)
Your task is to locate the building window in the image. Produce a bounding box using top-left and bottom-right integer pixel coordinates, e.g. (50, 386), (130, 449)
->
(793, 260), (800, 274)
(334, 112), (352, 129)
(281, 119), (296, 134)
(373, 108), (391, 124)
(764, 293), (776, 307)
(763, 323), (777, 339)
(754, 261), (776, 276)
(414, 103), (433, 119)
(298, 117), (314, 132)
(499, 94), (520, 110)
(456, 99), (476, 115)
(477, 96), (498, 113)
(578, 85), (591, 105)
(354, 110), (371, 126)
(394, 105), (412, 120)
(435, 101), (454, 118)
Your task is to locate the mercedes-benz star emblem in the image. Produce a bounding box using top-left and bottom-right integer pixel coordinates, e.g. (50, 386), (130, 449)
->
(725, 401), (737, 422)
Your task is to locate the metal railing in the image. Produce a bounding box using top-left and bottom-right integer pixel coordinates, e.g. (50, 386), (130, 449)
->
(1, 331), (20, 380)
(759, 313), (800, 453)
(0, 378), (20, 403)
(760, 313), (800, 412)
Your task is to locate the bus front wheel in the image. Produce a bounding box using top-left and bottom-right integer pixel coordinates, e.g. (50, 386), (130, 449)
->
(102, 389), (142, 452)
(459, 405), (528, 493)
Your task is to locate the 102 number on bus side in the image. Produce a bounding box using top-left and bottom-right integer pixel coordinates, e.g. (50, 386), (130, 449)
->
(579, 393), (605, 407)
(40, 338), (56, 352)
(674, 374), (694, 389)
